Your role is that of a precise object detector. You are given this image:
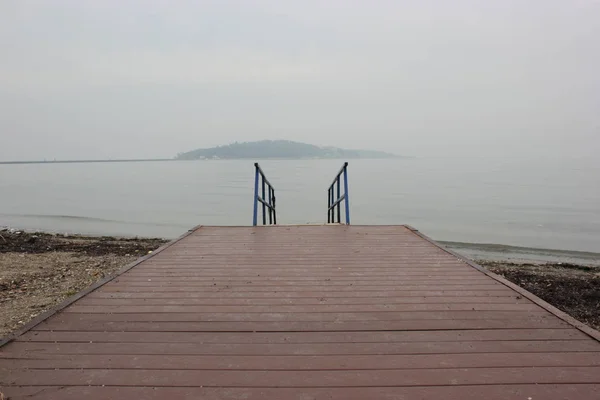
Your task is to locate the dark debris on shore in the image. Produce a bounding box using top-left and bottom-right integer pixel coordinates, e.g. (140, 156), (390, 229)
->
(0, 229), (168, 256)
(480, 260), (600, 331)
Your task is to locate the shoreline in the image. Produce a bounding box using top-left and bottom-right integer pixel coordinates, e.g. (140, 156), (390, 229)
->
(0, 157), (408, 165)
(0, 158), (174, 165)
(4, 226), (599, 266)
(441, 240), (600, 267)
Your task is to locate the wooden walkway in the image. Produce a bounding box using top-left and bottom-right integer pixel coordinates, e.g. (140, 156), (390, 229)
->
(1, 225), (599, 399)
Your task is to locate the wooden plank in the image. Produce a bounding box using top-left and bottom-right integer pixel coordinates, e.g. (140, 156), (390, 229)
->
(76, 295), (528, 306)
(8, 340), (599, 356)
(105, 278), (504, 286)
(15, 329), (589, 344)
(99, 284), (508, 292)
(123, 271), (482, 276)
(140, 256), (467, 260)
(132, 267), (478, 271)
(3, 385), (599, 400)
(130, 267), (481, 272)
(107, 280), (496, 287)
(3, 367), (600, 387)
(32, 319), (570, 332)
(3, 352), (600, 370)
(115, 276), (492, 282)
(113, 279), (495, 285)
(64, 303), (544, 313)
(39, 310), (554, 322)
(86, 289), (518, 298)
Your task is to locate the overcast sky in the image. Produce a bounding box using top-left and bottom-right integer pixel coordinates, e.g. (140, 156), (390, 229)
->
(1, 0), (598, 160)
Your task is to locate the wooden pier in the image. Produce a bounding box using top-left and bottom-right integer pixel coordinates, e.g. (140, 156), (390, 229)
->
(1, 225), (600, 399)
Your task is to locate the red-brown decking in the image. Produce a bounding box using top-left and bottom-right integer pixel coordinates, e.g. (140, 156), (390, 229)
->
(1, 225), (599, 399)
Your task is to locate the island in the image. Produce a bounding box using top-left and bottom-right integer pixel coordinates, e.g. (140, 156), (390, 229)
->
(176, 140), (400, 160)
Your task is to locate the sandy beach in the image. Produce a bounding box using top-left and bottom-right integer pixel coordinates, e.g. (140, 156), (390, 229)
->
(1, 229), (599, 337)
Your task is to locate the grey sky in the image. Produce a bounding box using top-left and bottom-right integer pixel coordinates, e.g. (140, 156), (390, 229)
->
(1, 0), (599, 160)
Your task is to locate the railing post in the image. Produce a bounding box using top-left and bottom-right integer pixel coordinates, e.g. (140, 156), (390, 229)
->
(272, 188), (277, 225)
(336, 175), (341, 224)
(327, 188), (331, 223)
(253, 164), (259, 226)
(330, 188), (334, 223)
(268, 186), (273, 225)
(262, 178), (267, 225)
(343, 163), (350, 225)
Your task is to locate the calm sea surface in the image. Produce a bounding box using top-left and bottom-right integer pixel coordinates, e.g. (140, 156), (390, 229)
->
(1, 157), (599, 253)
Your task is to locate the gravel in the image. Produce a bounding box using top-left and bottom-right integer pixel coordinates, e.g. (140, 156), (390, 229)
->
(0, 231), (167, 337)
(480, 260), (600, 331)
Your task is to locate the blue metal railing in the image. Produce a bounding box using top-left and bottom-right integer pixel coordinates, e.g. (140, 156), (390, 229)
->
(327, 162), (350, 224)
(253, 163), (276, 226)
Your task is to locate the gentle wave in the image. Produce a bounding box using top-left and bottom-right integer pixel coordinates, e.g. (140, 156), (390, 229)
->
(0, 213), (189, 228)
(0, 213), (121, 223)
(441, 240), (600, 266)
(440, 240), (600, 258)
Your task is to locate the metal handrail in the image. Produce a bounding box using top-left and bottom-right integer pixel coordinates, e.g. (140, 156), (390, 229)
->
(327, 162), (350, 224)
(253, 163), (276, 226)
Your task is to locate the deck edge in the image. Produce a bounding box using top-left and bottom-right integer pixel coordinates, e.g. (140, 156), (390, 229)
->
(0, 225), (204, 348)
(404, 225), (600, 343)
